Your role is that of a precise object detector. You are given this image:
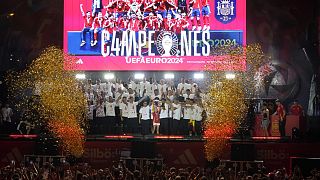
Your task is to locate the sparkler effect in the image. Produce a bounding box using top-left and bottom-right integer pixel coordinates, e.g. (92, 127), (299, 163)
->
(7, 47), (87, 157)
(204, 44), (270, 161)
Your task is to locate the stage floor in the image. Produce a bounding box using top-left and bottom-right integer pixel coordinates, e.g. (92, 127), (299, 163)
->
(1, 134), (318, 172)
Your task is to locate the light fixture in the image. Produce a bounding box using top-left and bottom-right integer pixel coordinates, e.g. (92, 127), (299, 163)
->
(225, 72), (236, 79)
(194, 73), (204, 79)
(75, 73), (86, 79)
(104, 73), (115, 80)
(134, 73), (145, 80)
(164, 73), (174, 79)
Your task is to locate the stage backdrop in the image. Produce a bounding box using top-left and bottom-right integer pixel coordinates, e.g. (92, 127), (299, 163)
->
(63, 0), (246, 70)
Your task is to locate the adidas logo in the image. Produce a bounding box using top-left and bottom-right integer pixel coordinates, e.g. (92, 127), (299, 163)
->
(1, 147), (23, 163)
(76, 58), (83, 64)
(173, 149), (197, 165)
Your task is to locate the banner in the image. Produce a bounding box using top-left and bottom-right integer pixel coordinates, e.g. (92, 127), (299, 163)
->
(64, 0), (246, 70)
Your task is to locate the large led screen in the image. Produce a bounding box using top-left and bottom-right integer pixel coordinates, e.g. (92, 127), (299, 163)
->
(64, 0), (246, 70)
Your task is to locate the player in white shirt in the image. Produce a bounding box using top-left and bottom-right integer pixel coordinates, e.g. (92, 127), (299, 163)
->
(85, 89), (95, 104)
(166, 80), (176, 92)
(1, 103), (13, 133)
(157, 79), (167, 95)
(129, 80), (137, 93)
(105, 81), (113, 97)
(159, 98), (170, 135)
(93, 79), (105, 94)
(151, 89), (161, 100)
(139, 78), (150, 97)
(189, 78), (198, 94)
(177, 78), (186, 94)
(114, 88), (124, 131)
(85, 79), (94, 93)
(87, 101), (95, 134)
(172, 99), (182, 134)
(193, 100), (204, 136)
(95, 99), (106, 134)
(119, 96), (129, 133)
(105, 96), (116, 134)
(139, 101), (151, 135)
(127, 96), (147, 134)
(182, 98), (193, 135)
(184, 79), (192, 93)
(145, 79), (156, 97)
(167, 89), (175, 102)
(127, 88), (136, 99)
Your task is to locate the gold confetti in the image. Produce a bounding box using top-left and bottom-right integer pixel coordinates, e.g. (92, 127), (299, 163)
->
(204, 44), (270, 161)
(6, 47), (87, 157)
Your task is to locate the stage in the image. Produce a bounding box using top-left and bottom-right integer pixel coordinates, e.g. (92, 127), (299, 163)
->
(1, 134), (320, 172)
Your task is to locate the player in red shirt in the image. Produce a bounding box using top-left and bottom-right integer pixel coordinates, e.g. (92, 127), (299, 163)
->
(189, 0), (201, 30)
(144, 12), (158, 30)
(175, 12), (189, 33)
(80, 4), (94, 47)
(128, 14), (141, 31)
(118, 14), (129, 31)
(103, 14), (116, 34)
(164, 13), (176, 31)
(91, 12), (105, 46)
(201, 0), (210, 30)
(102, 14), (115, 54)
(274, 99), (286, 137)
(154, 14), (164, 31)
(290, 100), (304, 116)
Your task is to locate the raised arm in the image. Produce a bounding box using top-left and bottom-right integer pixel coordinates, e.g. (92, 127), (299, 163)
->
(116, 92), (124, 103)
(137, 95), (148, 104)
(80, 4), (85, 16)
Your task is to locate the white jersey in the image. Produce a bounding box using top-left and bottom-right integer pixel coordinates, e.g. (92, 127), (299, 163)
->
(172, 103), (182, 120)
(127, 102), (138, 118)
(184, 83), (192, 91)
(139, 106), (151, 120)
(183, 104), (193, 119)
(146, 83), (156, 96)
(114, 92), (122, 106)
(139, 81), (150, 96)
(194, 105), (203, 121)
(94, 83), (106, 93)
(105, 102), (116, 116)
(96, 103), (106, 117)
(129, 81), (138, 92)
(191, 83), (198, 93)
(177, 83), (185, 93)
(87, 105), (95, 120)
(85, 92), (95, 102)
(119, 102), (128, 117)
(105, 82), (113, 96)
(159, 103), (169, 119)
(157, 84), (167, 94)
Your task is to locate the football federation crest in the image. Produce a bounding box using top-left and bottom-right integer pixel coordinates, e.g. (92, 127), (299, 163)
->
(215, 0), (236, 24)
